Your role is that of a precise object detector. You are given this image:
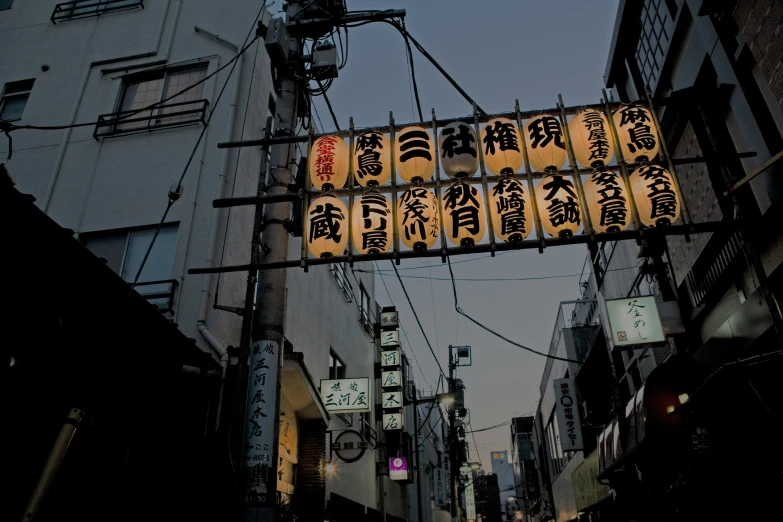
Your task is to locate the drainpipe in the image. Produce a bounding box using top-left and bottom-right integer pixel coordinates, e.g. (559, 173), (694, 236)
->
(42, 0), (181, 213)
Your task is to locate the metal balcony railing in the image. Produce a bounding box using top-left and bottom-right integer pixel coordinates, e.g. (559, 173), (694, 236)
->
(51, 0), (143, 24)
(134, 279), (178, 314)
(329, 263), (353, 302)
(684, 229), (744, 308)
(94, 99), (208, 139)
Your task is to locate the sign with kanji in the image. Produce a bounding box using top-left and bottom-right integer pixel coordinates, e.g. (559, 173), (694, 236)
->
(553, 378), (584, 451)
(605, 295), (665, 348)
(380, 329), (400, 347)
(382, 391), (403, 409)
(381, 310), (399, 327)
(435, 460), (447, 505)
(382, 413), (403, 431)
(319, 378), (371, 413)
(332, 430), (368, 463)
(390, 456), (409, 481)
(381, 370), (402, 388)
(381, 350), (401, 367)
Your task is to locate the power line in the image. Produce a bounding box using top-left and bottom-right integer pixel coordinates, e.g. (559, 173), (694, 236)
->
(465, 421), (513, 434)
(445, 256), (584, 364)
(356, 264), (641, 282)
(391, 261), (448, 381)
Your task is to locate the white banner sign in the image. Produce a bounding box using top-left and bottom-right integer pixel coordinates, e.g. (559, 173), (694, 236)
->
(435, 461), (447, 506)
(382, 391), (403, 409)
(461, 467), (476, 520)
(244, 340), (280, 506)
(553, 378), (584, 451)
(380, 329), (400, 347)
(319, 378), (371, 412)
(605, 295), (665, 347)
(381, 310), (399, 327)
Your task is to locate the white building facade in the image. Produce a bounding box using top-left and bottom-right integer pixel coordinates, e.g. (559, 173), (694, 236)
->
(1, 1), (400, 519)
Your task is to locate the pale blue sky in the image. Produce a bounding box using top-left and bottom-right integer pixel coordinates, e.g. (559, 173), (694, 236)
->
(309, 0), (621, 469)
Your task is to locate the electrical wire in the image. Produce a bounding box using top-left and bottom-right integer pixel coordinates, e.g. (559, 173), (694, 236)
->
(391, 260), (448, 381)
(465, 421), (513, 434)
(317, 80), (341, 131)
(446, 256), (585, 364)
(356, 264), (641, 282)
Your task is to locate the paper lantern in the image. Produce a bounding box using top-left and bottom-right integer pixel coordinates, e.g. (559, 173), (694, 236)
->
(352, 191), (393, 254)
(395, 126), (435, 183)
(569, 109), (615, 168)
(441, 182), (485, 247)
(353, 131), (391, 187)
(489, 178), (531, 242)
(439, 121), (479, 178)
(309, 135), (349, 191)
(526, 114), (567, 173)
(480, 118), (523, 176)
(307, 194), (348, 257)
(629, 165), (680, 227)
(612, 105), (660, 162)
(583, 172), (631, 233)
(398, 187), (440, 251)
(536, 175), (581, 238)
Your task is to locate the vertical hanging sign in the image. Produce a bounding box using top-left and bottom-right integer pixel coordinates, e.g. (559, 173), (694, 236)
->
(461, 467), (477, 520)
(435, 460), (447, 506)
(244, 340), (280, 506)
(553, 378), (584, 451)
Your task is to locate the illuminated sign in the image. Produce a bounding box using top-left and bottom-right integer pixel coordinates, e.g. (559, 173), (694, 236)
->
(605, 295), (665, 348)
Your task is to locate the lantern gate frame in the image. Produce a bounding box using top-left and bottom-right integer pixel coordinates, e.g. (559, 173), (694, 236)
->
(193, 94), (756, 277)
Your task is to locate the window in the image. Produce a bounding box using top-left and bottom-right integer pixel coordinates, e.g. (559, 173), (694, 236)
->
(111, 64), (208, 133)
(1, 79), (34, 122)
(328, 349), (345, 379)
(82, 225), (179, 311)
(359, 283), (373, 336)
(51, 1), (143, 24)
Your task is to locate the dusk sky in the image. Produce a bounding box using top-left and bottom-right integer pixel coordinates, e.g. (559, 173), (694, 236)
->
(306, 0), (622, 470)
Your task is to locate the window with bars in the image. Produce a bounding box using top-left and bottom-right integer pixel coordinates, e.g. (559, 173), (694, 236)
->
(329, 349), (346, 380)
(635, 0), (673, 91)
(51, 0), (143, 24)
(1, 79), (34, 122)
(359, 283), (374, 337)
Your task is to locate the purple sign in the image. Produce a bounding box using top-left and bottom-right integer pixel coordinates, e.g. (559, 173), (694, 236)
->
(389, 456), (408, 481)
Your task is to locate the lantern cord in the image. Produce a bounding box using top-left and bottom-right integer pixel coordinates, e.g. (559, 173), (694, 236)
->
(317, 80), (342, 131)
(445, 256), (585, 364)
(390, 261), (449, 382)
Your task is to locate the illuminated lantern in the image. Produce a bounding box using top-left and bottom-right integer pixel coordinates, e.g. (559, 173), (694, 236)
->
(352, 191), (393, 254)
(536, 175), (581, 238)
(439, 121), (479, 178)
(441, 182), (485, 247)
(569, 109), (615, 168)
(526, 114), (567, 173)
(306, 194), (348, 257)
(583, 172), (631, 233)
(353, 131), (391, 188)
(489, 178), (531, 242)
(480, 118), (523, 176)
(612, 105), (660, 162)
(398, 187), (440, 251)
(309, 135), (349, 191)
(629, 165), (680, 227)
(395, 126), (435, 183)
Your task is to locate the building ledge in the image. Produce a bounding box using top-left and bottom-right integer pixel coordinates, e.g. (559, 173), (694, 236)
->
(283, 352), (330, 423)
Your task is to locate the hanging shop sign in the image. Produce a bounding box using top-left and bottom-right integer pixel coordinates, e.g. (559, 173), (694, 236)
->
(440, 121), (479, 178)
(553, 378), (584, 451)
(461, 467), (477, 520)
(319, 377), (372, 413)
(381, 370), (402, 388)
(605, 295), (666, 347)
(331, 429), (368, 463)
(382, 391), (403, 409)
(383, 412), (404, 431)
(390, 456), (409, 480)
(435, 460), (447, 506)
(380, 329), (400, 348)
(381, 350), (401, 367)
(381, 309), (399, 327)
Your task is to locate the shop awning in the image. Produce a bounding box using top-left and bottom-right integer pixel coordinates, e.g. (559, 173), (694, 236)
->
(282, 351), (330, 423)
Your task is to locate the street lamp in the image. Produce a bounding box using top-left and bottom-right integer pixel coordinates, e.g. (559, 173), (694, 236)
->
(469, 462), (481, 470)
(325, 462), (337, 475)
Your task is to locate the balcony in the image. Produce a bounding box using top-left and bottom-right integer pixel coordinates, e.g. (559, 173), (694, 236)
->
(134, 279), (178, 314)
(51, 0), (143, 24)
(94, 99), (208, 139)
(684, 229), (744, 310)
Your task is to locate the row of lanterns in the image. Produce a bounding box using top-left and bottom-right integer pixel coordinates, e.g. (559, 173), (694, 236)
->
(306, 164), (681, 257)
(308, 105), (662, 190)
